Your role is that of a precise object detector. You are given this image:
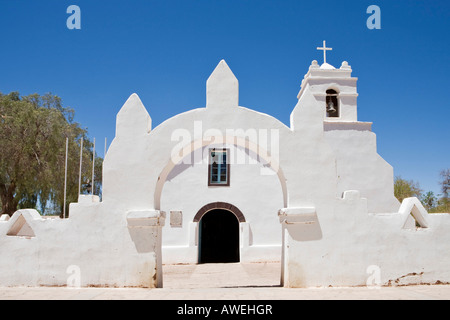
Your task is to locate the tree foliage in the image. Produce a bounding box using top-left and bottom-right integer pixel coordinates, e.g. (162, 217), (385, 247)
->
(394, 176), (422, 203)
(420, 191), (437, 211)
(0, 92), (102, 217)
(432, 169), (450, 213)
(394, 171), (449, 213)
(439, 169), (449, 199)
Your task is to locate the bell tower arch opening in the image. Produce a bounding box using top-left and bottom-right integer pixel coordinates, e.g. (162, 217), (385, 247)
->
(326, 89), (339, 118)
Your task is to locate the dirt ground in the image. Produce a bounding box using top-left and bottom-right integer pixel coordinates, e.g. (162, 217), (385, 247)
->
(1, 262), (449, 300)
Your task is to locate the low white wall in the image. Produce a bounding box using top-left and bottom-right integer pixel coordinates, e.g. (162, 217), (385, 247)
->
(280, 193), (450, 288)
(0, 204), (165, 288)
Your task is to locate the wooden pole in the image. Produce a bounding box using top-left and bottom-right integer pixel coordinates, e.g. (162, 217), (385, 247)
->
(92, 138), (95, 195)
(78, 137), (83, 197)
(63, 137), (68, 219)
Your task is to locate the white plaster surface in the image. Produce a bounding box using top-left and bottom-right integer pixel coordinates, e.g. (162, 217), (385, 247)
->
(161, 144), (284, 264)
(0, 59), (448, 289)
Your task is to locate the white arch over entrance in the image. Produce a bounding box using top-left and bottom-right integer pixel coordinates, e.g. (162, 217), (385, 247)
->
(154, 135), (288, 211)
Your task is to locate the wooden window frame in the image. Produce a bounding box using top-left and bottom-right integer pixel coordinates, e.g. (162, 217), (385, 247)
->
(208, 148), (230, 187)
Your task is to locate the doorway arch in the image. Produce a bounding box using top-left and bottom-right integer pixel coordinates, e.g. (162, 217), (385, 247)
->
(198, 209), (240, 264)
(193, 202), (246, 223)
(195, 202), (245, 264)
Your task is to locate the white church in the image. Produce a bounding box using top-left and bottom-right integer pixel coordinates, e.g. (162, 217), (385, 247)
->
(0, 43), (449, 288)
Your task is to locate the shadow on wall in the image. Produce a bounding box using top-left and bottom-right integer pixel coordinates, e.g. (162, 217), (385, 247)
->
(280, 209), (323, 241)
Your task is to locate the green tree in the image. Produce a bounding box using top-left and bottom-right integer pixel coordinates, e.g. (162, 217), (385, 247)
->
(420, 191), (437, 211)
(432, 169), (450, 213)
(439, 169), (449, 199)
(0, 92), (102, 217)
(394, 176), (422, 203)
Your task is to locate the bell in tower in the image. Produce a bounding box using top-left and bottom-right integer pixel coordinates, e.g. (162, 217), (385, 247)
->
(296, 42), (358, 122)
(326, 89), (339, 117)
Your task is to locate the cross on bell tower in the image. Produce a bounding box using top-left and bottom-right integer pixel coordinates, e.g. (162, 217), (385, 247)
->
(317, 40), (332, 64)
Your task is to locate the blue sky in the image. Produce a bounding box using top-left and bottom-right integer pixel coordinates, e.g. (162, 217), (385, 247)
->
(0, 0), (449, 195)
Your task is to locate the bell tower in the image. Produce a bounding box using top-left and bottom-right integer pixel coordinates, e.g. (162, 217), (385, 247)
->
(297, 41), (359, 124)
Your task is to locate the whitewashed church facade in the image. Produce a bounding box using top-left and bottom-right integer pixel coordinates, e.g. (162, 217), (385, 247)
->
(159, 57), (399, 265)
(0, 49), (449, 288)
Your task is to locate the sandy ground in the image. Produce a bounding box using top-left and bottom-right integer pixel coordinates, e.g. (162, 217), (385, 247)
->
(0, 262), (449, 300)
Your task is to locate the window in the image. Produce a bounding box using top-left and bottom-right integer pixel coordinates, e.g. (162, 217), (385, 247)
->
(326, 89), (339, 118)
(208, 148), (230, 186)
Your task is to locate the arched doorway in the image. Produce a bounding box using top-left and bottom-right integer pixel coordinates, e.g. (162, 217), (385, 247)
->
(198, 209), (240, 263)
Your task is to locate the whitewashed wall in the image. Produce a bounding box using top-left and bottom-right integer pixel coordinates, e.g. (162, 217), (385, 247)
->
(280, 194), (450, 287)
(161, 144), (284, 264)
(0, 205), (164, 288)
(0, 59), (448, 289)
